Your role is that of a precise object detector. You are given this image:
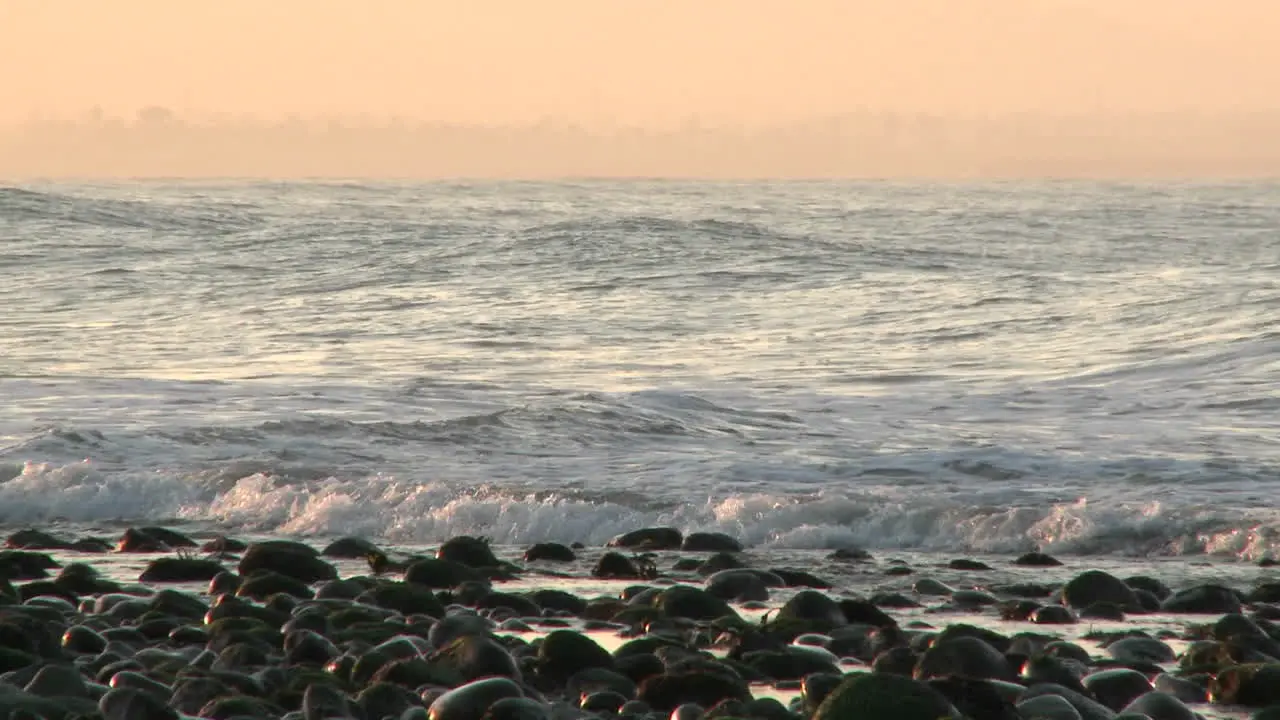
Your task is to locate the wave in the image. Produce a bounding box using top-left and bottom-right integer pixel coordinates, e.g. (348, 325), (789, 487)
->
(0, 185), (261, 233)
(1, 462), (1277, 559)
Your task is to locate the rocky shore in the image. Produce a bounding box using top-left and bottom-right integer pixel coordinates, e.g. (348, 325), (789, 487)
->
(0, 524), (1278, 720)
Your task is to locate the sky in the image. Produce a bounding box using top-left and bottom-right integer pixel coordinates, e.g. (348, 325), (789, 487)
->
(3, 0), (1279, 127)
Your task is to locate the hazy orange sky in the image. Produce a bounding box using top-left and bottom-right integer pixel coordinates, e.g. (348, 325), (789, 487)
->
(3, 1), (1278, 127)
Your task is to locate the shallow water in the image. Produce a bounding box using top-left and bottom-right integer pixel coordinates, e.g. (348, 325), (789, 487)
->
(2, 181), (1279, 562)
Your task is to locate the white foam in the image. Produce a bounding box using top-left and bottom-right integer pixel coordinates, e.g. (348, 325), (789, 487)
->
(3, 461), (1279, 560)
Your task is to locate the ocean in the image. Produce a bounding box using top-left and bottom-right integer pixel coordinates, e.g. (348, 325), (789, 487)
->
(2, 180), (1278, 560)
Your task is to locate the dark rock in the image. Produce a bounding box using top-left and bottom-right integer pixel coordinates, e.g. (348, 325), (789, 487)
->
(199, 535), (248, 554)
(198, 694), (281, 720)
(948, 558), (993, 571)
(438, 536), (501, 568)
(841, 598), (899, 628)
(208, 570), (241, 595)
(681, 533), (743, 553)
(775, 590), (846, 631)
(428, 614), (493, 649)
(703, 570), (771, 603)
(1122, 690), (1197, 720)
(1014, 552), (1063, 566)
(429, 676), (524, 720)
(1124, 575), (1172, 600)
(98, 686), (178, 720)
(522, 543), (576, 562)
(812, 672), (959, 720)
(362, 580), (446, 617)
(54, 562), (118, 594)
(1079, 601), (1127, 621)
(580, 690), (628, 713)
(767, 568), (832, 589)
(1016, 694), (1084, 720)
(592, 552), (654, 580)
(1032, 605), (1077, 625)
(801, 672), (844, 714)
(1107, 636), (1175, 664)
(1083, 668), (1156, 711)
(302, 682), (354, 720)
(4, 530), (74, 550)
(405, 558), (483, 588)
(913, 578), (954, 596)
(528, 589), (586, 614)
(696, 552), (748, 576)
(928, 677), (1020, 720)
(237, 570), (315, 600)
(482, 697), (549, 720)
(318, 535), (380, 558)
(238, 541), (336, 584)
(609, 527), (683, 551)
(567, 667), (637, 700)
(1160, 584), (1242, 614)
(24, 664), (89, 699)
(828, 547), (872, 561)
(657, 585), (736, 621)
(915, 636), (1015, 682)
(1060, 570), (1139, 611)
(1021, 683), (1119, 720)
(742, 647), (839, 681)
(1153, 673), (1208, 704)
(62, 625), (107, 654)
(537, 629), (613, 686)
(0, 550), (58, 580)
(637, 671), (751, 712)
(432, 633), (521, 682)
(1210, 664), (1280, 707)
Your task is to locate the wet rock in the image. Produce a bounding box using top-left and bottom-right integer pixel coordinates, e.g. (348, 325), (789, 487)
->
(522, 543), (576, 562)
(428, 614), (493, 650)
(609, 528), (683, 551)
(358, 681), (422, 718)
(948, 558), (993, 571)
(775, 590), (846, 631)
(321, 536), (382, 558)
(1021, 683), (1118, 720)
(54, 562), (118, 595)
(1079, 601), (1128, 621)
(566, 667), (637, 700)
(99, 686), (178, 720)
(526, 588), (586, 614)
(24, 664), (90, 699)
(1211, 664), (1280, 707)
(916, 635), (1016, 682)
(742, 647), (839, 680)
(696, 553), (748, 576)
(433, 633), (521, 682)
(429, 676), (524, 720)
(1015, 552), (1064, 567)
(1152, 673), (1207, 704)
(1124, 576), (1172, 601)
(1107, 636), (1175, 664)
(1122, 691), (1197, 720)
(681, 533), (743, 553)
(1083, 668), (1155, 711)
(828, 547), (872, 561)
(1032, 605), (1077, 625)
(928, 677), (1021, 720)
(1016, 694), (1083, 720)
(208, 570), (241, 595)
(405, 558), (483, 588)
(812, 671), (959, 720)
(238, 541), (337, 584)
(361, 580), (446, 617)
(580, 690), (628, 713)
(913, 578), (954, 596)
(301, 682), (354, 720)
(1060, 570), (1140, 611)
(656, 585), (736, 621)
(1160, 584), (1242, 614)
(592, 552), (654, 580)
(482, 697), (548, 720)
(537, 629), (613, 686)
(200, 535), (248, 554)
(237, 570), (315, 600)
(768, 568), (832, 589)
(198, 694), (282, 720)
(0, 550), (59, 579)
(637, 671), (751, 712)
(800, 672), (844, 714)
(437, 536), (501, 568)
(62, 625), (107, 654)
(4, 530), (75, 550)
